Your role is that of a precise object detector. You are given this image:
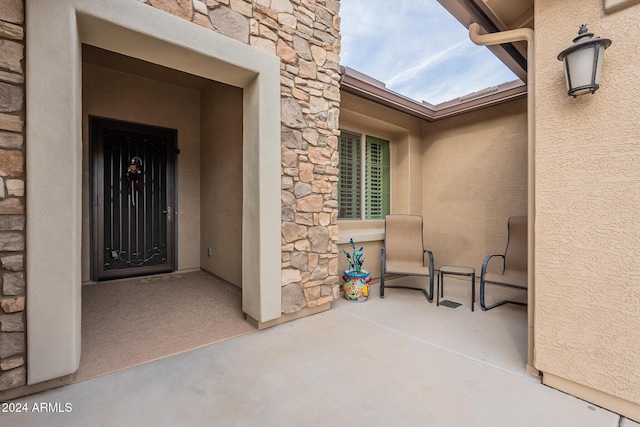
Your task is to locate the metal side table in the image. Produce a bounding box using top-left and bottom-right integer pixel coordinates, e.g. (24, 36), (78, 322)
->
(437, 265), (476, 312)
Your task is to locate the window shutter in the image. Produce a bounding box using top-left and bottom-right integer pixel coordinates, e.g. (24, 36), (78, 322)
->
(365, 136), (390, 220)
(338, 131), (361, 219)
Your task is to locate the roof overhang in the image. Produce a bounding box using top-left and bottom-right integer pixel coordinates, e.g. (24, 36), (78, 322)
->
(436, 0), (533, 82)
(340, 66), (526, 122)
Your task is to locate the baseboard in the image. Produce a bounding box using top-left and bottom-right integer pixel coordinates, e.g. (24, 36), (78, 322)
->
(543, 372), (640, 422)
(246, 303), (331, 330)
(526, 363), (541, 378)
(0, 375), (73, 402)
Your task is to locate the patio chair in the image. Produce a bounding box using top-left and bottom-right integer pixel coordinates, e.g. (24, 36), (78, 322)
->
(480, 215), (527, 311)
(380, 214), (434, 302)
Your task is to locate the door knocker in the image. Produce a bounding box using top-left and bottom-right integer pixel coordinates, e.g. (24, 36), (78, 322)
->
(126, 157), (142, 206)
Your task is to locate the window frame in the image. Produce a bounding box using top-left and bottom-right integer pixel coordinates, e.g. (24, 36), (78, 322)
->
(338, 129), (391, 221)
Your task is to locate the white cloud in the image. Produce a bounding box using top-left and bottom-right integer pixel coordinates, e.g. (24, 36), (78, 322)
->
(340, 0), (519, 105)
(385, 40), (469, 87)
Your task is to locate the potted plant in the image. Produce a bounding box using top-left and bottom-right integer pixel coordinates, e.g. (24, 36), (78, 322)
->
(341, 238), (371, 302)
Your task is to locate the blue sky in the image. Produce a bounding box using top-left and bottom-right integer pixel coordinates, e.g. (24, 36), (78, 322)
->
(339, 0), (519, 105)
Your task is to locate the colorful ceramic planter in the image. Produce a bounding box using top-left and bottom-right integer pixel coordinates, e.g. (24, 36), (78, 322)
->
(343, 270), (371, 302)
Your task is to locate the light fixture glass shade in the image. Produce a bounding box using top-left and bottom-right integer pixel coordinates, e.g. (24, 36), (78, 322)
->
(558, 25), (611, 97)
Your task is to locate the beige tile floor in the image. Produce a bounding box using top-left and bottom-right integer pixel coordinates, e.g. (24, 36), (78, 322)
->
(2, 277), (630, 427)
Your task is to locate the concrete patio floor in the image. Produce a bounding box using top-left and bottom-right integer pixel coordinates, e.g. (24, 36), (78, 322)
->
(3, 277), (634, 427)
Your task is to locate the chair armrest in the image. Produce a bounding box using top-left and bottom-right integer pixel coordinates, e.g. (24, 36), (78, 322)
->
(424, 249), (434, 273)
(381, 246), (386, 270)
(481, 254), (505, 277)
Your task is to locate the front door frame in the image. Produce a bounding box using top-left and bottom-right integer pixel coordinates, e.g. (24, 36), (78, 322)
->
(26, 0), (282, 385)
(90, 116), (177, 281)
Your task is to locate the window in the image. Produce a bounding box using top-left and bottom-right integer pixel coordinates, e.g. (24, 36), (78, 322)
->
(338, 131), (390, 220)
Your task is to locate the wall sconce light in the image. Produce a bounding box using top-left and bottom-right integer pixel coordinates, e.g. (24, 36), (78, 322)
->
(557, 25), (611, 97)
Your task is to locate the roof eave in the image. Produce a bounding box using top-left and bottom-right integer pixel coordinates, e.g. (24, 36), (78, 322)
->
(340, 66), (527, 122)
(436, 0), (529, 82)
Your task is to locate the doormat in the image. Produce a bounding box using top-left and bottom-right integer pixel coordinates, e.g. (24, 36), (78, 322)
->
(439, 300), (462, 309)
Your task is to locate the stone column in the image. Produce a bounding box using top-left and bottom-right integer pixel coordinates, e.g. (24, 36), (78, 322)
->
(0, 0), (26, 391)
(269, 0), (342, 313)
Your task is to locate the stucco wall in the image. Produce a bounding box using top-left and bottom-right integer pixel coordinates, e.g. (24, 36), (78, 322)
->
(535, 0), (640, 409)
(200, 83), (243, 286)
(82, 63), (202, 280)
(340, 91), (425, 216)
(338, 93), (528, 281)
(338, 92), (424, 279)
(422, 98), (528, 274)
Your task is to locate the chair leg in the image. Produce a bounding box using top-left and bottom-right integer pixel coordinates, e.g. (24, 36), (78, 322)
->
(379, 280), (432, 301)
(480, 279), (526, 311)
(480, 277), (487, 311)
(380, 247), (386, 298)
(471, 275), (475, 312)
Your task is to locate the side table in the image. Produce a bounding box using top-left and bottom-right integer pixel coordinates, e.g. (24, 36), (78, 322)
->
(437, 265), (476, 312)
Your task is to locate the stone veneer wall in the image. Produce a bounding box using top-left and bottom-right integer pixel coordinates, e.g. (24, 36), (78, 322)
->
(0, 0), (341, 391)
(0, 0), (26, 391)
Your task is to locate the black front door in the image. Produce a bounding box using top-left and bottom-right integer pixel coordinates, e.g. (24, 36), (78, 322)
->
(91, 117), (176, 280)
